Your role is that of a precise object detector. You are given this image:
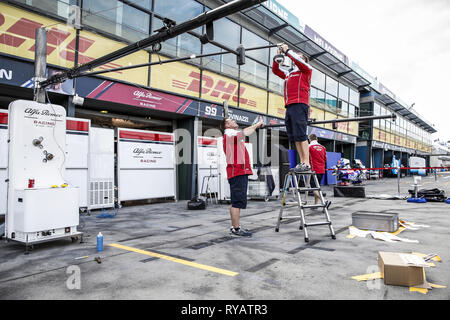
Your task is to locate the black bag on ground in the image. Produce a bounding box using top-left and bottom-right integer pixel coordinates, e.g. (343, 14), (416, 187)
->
(408, 188), (446, 202)
(187, 196), (206, 210)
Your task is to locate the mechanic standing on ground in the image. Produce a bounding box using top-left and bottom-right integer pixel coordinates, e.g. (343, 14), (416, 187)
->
(308, 134), (327, 205)
(272, 43), (313, 173)
(223, 118), (264, 237)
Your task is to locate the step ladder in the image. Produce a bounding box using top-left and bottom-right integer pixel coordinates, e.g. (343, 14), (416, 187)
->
(275, 169), (336, 243)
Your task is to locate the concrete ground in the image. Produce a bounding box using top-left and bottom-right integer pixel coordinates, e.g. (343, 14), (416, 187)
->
(0, 173), (449, 300)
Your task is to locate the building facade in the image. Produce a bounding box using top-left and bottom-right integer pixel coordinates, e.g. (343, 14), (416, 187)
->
(0, 0), (436, 200)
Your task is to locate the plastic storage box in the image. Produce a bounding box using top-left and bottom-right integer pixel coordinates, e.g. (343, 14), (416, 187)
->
(351, 211), (399, 232)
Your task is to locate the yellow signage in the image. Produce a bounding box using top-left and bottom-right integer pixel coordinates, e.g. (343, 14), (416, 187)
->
(79, 30), (149, 86)
(150, 59), (268, 113)
(241, 83), (267, 114)
(151, 54), (201, 98)
(310, 107), (325, 128)
(335, 116), (350, 134)
(268, 93), (285, 118)
(0, 3), (75, 68)
(0, 3), (149, 85)
(323, 111), (336, 130)
(348, 121), (358, 136)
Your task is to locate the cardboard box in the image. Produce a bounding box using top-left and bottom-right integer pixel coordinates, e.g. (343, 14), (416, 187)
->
(378, 252), (429, 287)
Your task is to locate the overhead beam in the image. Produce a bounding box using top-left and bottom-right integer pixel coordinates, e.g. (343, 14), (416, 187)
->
(309, 51), (327, 61)
(40, 0), (267, 88)
(268, 23), (289, 36)
(337, 70), (352, 78)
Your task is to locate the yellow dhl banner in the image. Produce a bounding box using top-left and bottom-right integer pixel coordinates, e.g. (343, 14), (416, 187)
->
(79, 30), (148, 86)
(268, 93), (285, 118)
(240, 83), (268, 114)
(374, 128), (389, 143)
(385, 132), (392, 144)
(323, 111), (336, 131)
(0, 2), (75, 68)
(309, 107), (325, 128)
(151, 56), (268, 113)
(151, 54), (201, 98)
(335, 116), (350, 134)
(0, 3), (149, 85)
(348, 121), (358, 136)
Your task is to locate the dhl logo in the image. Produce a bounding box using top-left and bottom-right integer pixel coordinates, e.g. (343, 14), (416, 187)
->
(171, 71), (258, 109)
(0, 11), (123, 73)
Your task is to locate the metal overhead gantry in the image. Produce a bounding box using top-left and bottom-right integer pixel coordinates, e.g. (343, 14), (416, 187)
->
(38, 0), (268, 88)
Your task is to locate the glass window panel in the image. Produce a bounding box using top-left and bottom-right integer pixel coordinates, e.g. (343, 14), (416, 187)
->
(154, 0), (203, 25)
(128, 0), (152, 10)
(326, 76), (338, 96)
(350, 88), (359, 107)
(16, 0), (77, 19)
(348, 104), (356, 117)
(311, 67), (325, 91)
(202, 44), (238, 78)
(83, 0), (150, 42)
(242, 28), (269, 63)
(374, 103), (381, 116)
(269, 46), (285, 94)
(240, 60), (267, 88)
(212, 18), (241, 49)
(310, 88), (326, 110)
(337, 100), (348, 117)
(338, 83), (349, 102)
(325, 94), (337, 113)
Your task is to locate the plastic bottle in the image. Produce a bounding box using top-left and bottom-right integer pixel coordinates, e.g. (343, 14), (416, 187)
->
(97, 232), (103, 252)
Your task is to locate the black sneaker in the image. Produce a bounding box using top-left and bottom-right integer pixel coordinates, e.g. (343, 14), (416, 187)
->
(230, 227), (252, 237)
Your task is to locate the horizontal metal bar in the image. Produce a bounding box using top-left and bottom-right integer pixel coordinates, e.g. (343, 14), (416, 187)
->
(302, 204), (325, 209)
(304, 222), (331, 227)
(40, 0), (267, 87)
(78, 50), (231, 77)
(262, 114), (396, 129)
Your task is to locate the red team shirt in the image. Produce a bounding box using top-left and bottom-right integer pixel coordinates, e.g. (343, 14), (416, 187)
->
(223, 129), (253, 180)
(309, 140), (327, 174)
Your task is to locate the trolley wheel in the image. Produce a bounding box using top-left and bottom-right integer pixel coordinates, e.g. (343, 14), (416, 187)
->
(71, 236), (78, 243)
(331, 235), (336, 240)
(275, 228), (279, 233)
(304, 237), (309, 243)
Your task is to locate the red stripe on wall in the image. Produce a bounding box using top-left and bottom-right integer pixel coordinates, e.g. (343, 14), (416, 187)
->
(0, 112), (7, 125)
(120, 130), (174, 143)
(66, 119), (89, 132)
(0, 33), (26, 47)
(198, 137), (217, 146)
(6, 17), (42, 39)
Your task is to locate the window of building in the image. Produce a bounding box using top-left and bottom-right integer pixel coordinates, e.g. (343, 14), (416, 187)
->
(337, 100), (348, 117)
(348, 104), (356, 118)
(338, 83), (349, 102)
(154, 0), (203, 24)
(153, 18), (201, 58)
(83, 0), (150, 42)
(350, 88), (359, 107)
(311, 67), (325, 91)
(325, 94), (337, 113)
(127, 0), (152, 10)
(242, 28), (269, 64)
(14, 0), (78, 19)
(325, 76), (338, 97)
(310, 88), (326, 110)
(240, 59), (268, 89)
